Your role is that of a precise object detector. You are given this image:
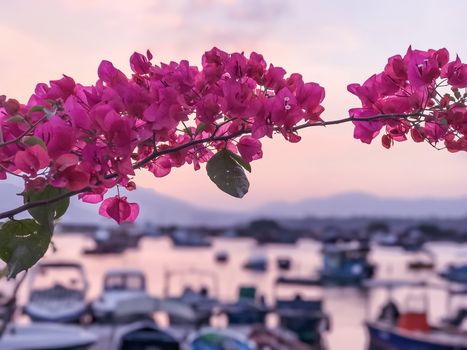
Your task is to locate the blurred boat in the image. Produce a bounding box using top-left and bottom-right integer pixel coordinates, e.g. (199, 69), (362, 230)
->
(277, 257), (292, 271)
(24, 261), (89, 323)
(109, 320), (180, 350)
(249, 326), (320, 350)
(187, 327), (255, 350)
(161, 269), (219, 327)
(272, 278), (330, 349)
(223, 285), (268, 325)
(170, 229), (211, 247)
(319, 239), (375, 285)
(439, 264), (467, 284)
(243, 255), (268, 272)
(91, 268), (153, 322)
(82, 227), (142, 255)
(406, 249), (435, 271)
(365, 279), (467, 350)
(0, 323), (97, 350)
(214, 250), (229, 263)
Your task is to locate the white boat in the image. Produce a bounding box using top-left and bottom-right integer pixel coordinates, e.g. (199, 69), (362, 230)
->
(0, 323), (97, 350)
(24, 261), (89, 323)
(91, 268), (153, 322)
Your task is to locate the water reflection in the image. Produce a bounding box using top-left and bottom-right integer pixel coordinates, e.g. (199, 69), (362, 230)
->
(8, 235), (467, 349)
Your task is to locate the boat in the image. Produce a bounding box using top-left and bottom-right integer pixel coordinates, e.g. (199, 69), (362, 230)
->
(272, 279), (330, 349)
(319, 239), (375, 285)
(0, 269), (96, 350)
(365, 279), (467, 350)
(407, 249), (436, 271)
(249, 325), (320, 350)
(214, 250), (229, 263)
(91, 268), (154, 322)
(24, 261), (89, 323)
(223, 285), (268, 325)
(439, 264), (467, 284)
(243, 255), (268, 272)
(277, 257), (292, 270)
(109, 320), (180, 350)
(170, 228), (212, 247)
(187, 327), (255, 350)
(161, 269), (219, 327)
(0, 323), (97, 350)
(82, 227), (142, 255)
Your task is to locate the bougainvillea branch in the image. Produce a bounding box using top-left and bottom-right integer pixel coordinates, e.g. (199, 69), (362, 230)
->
(0, 46), (465, 277)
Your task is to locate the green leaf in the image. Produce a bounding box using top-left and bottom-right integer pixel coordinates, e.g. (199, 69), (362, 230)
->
(24, 186), (70, 230)
(7, 115), (26, 124)
(22, 136), (46, 150)
(195, 122), (207, 135)
(229, 152), (252, 173)
(0, 219), (52, 278)
(206, 149), (250, 198)
(28, 105), (44, 114)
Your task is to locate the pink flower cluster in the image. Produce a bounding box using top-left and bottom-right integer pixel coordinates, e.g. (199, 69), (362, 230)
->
(348, 47), (467, 150)
(0, 48), (325, 223)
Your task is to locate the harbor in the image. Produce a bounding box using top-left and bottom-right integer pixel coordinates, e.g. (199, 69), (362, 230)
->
(1, 231), (466, 349)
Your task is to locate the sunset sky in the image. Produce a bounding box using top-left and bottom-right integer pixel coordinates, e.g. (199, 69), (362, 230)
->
(1, 0), (467, 211)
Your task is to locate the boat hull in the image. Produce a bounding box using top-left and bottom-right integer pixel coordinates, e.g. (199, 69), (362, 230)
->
(367, 323), (467, 350)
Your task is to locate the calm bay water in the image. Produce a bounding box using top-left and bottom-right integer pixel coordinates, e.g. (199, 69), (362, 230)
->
(15, 234), (467, 350)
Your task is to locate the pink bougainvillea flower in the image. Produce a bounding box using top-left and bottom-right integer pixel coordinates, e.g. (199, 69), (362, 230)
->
(130, 52), (151, 75)
(52, 153), (90, 191)
(441, 56), (467, 88)
(237, 136), (263, 163)
(99, 195), (140, 224)
(149, 155), (172, 177)
(14, 144), (50, 175)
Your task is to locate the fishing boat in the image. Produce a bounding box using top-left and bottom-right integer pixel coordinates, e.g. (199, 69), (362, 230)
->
(161, 269), (219, 326)
(0, 323), (97, 350)
(243, 255), (268, 272)
(214, 250), (229, 263)
(223, 285), (268, 325)
(407, 249), (435, 271)
(82, 227), (142, 255)
(277, 257), (292, 270)
(319, 239), (375, 285)
(365, 280), (467, 350)
(170, 228), (211, 247)
(91, 268), (154, 322)
(109, 320), (180, 350)
(272, 279), (330, 349)
(277, 239), (374, 287)
(24, 261), (89, 323)
(439, 264), (467, 284)
(187, 327), (255, 350)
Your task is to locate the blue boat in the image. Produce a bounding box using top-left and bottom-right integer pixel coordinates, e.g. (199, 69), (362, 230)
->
(439, 264), (467, 284)
(367, 321), (467, 350)
(320, 239), (375, 285)
(365, 280), (467, 350)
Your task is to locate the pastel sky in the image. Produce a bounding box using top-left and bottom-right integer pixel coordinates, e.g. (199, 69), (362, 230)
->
(1, 0), (467, 211)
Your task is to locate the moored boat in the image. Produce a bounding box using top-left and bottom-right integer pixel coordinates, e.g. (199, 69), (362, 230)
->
(0, 323), (97, 350)
(161, 269), (219, 327)
(109, 320), (180, 350)
(91, 268), (153, 322)
(187, 327), (255, 350)
(243, 255), (268, 272)
(223, 285), (268, 325)
(365, 280), (467, 350)
(24, 261), (89, 323)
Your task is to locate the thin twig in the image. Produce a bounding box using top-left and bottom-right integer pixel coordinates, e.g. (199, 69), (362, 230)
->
(0, 112), (426, 219)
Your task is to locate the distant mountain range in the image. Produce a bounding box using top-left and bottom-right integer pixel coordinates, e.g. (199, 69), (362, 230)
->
(1, 182), (467, 227)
